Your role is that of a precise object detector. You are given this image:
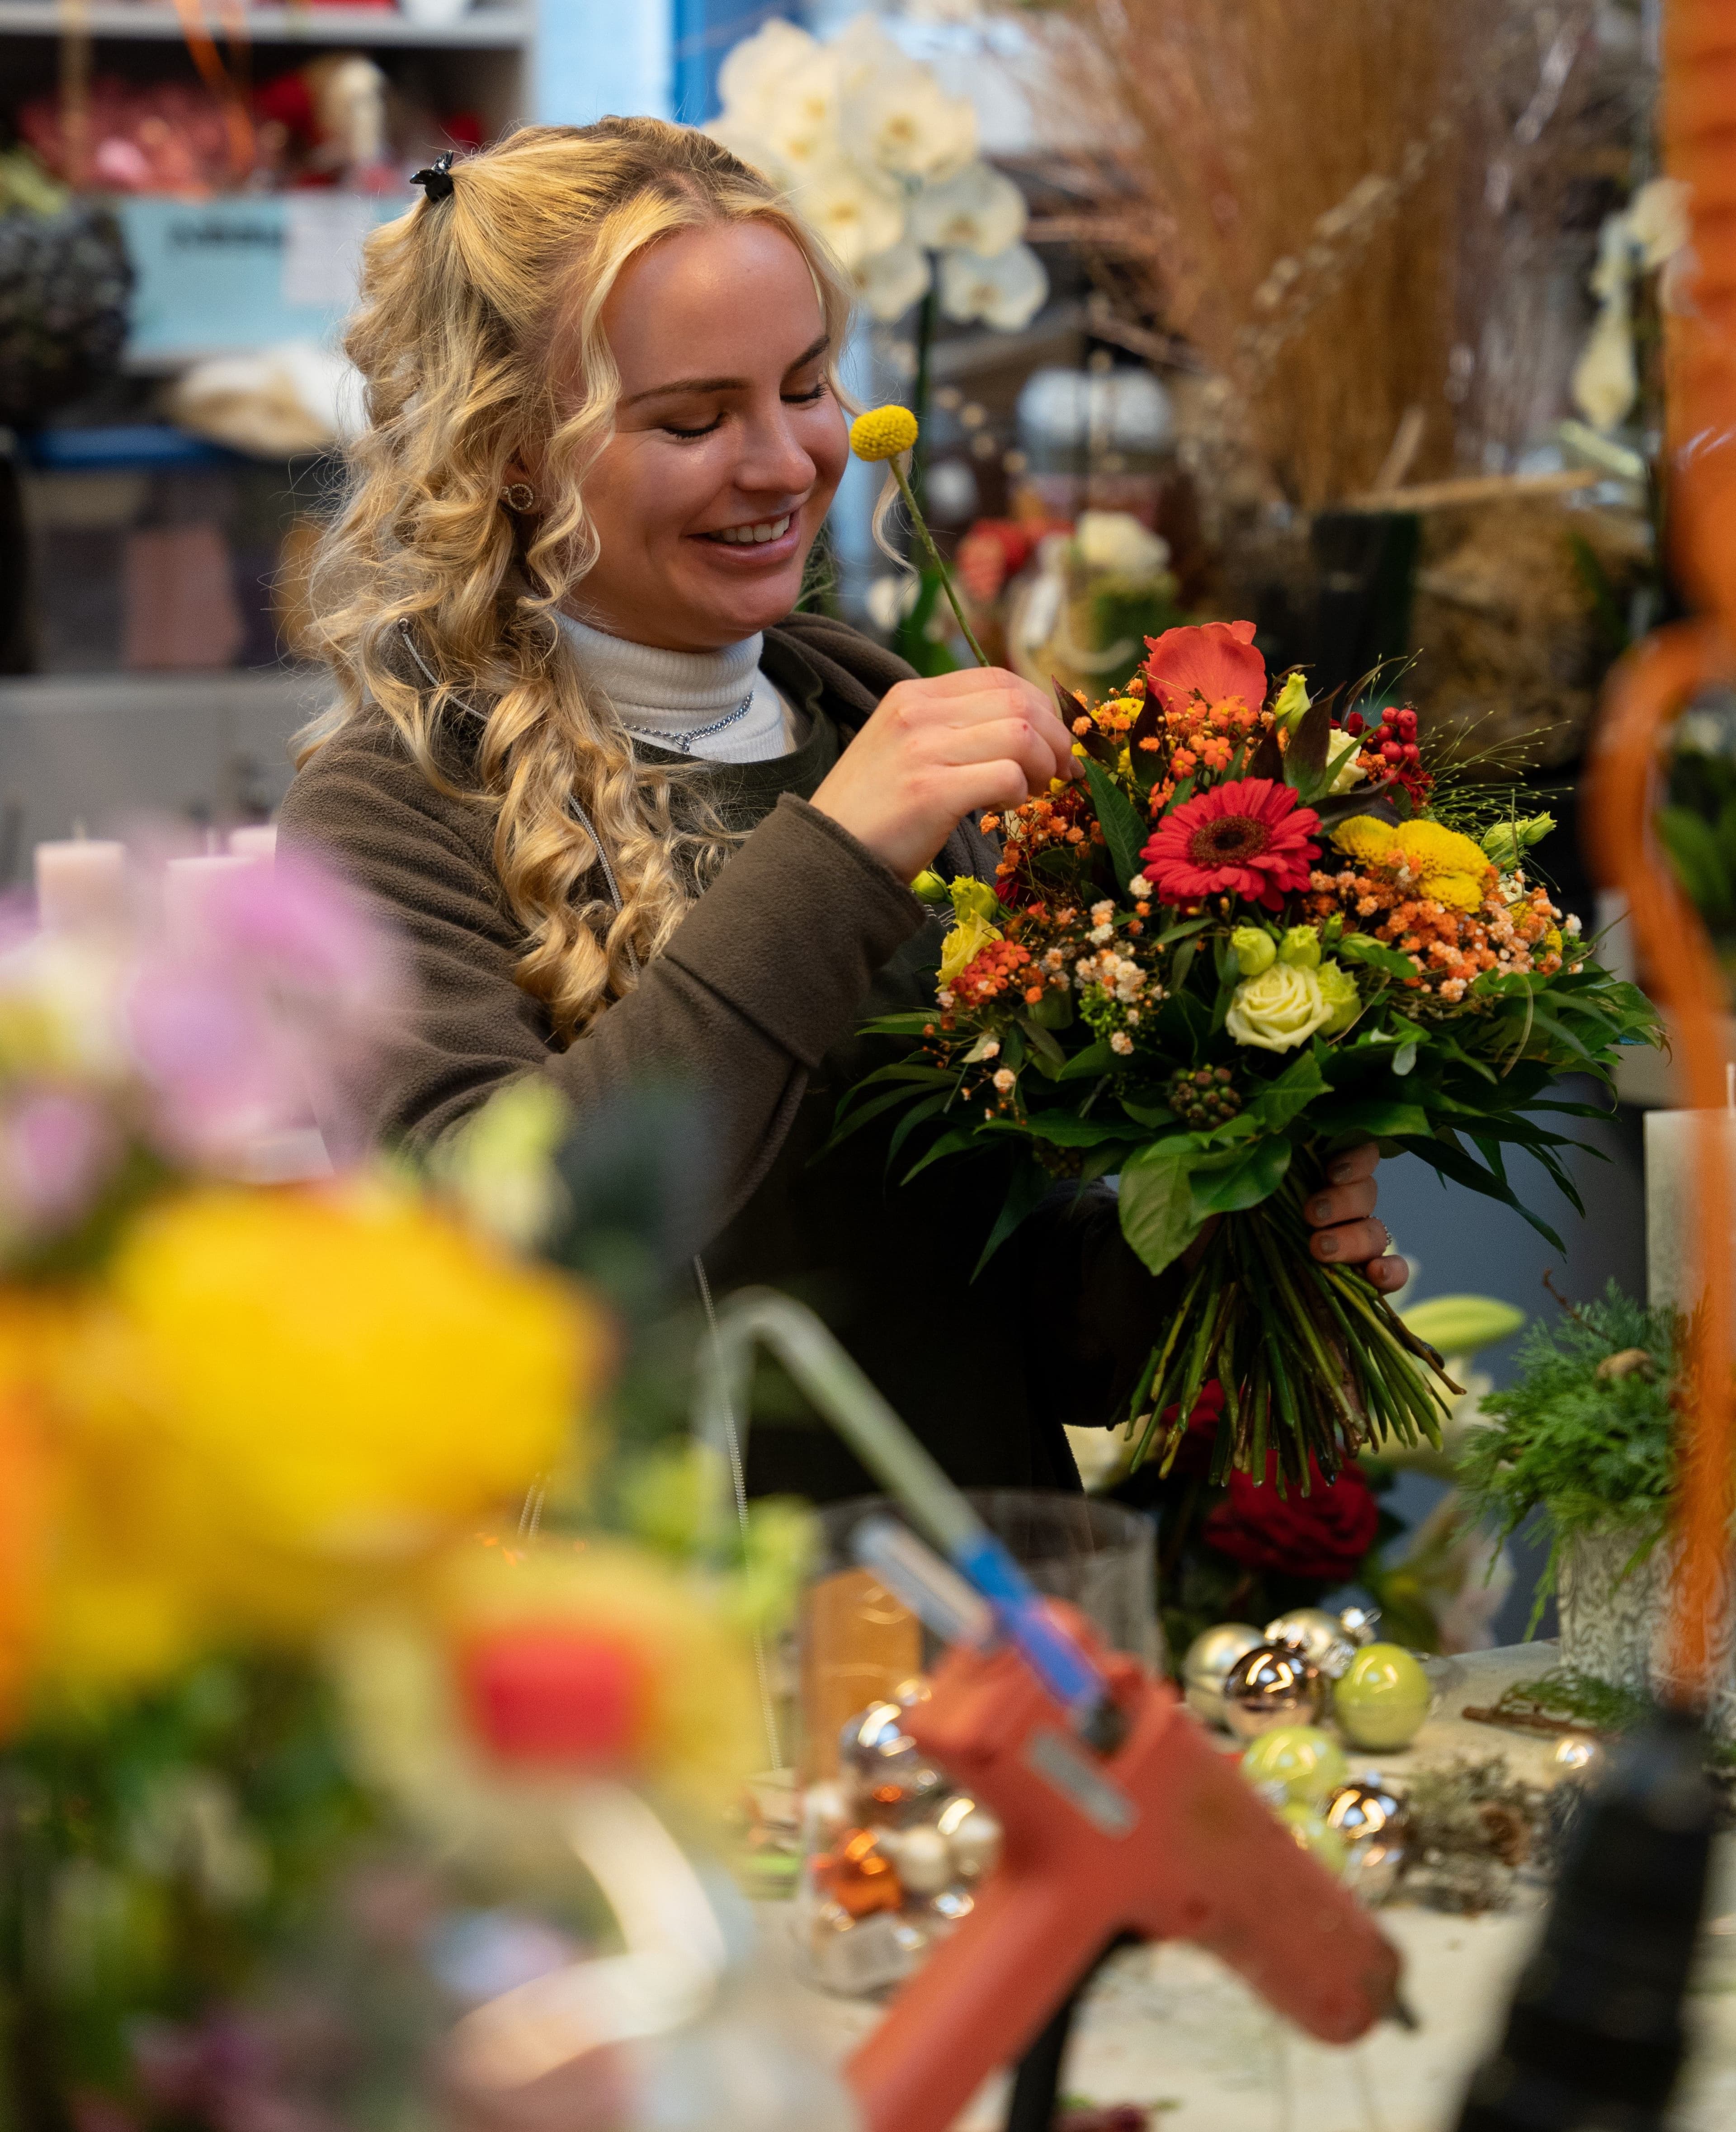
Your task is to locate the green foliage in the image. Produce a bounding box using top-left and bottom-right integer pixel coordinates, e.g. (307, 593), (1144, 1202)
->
(0, 1657), (375, 2089)
(1457, 1282), (1678, 1558)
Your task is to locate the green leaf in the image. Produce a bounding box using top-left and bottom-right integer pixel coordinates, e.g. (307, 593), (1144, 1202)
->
(1081, 755), (1149, 896)
(1393, 1040), (1418, 1077)
(1154, 916), (1212, 949)
(900, 1125), (982, 1184)
(1313, 1097), (1433, 1139)
(1005, 1112), (1137, 1147)
(1018, 1015), (1068, 1078)
(1120, 1097), (1178, 1128)
(1118, 1137), (1206, 1276)
(860, 1011), (943, 1036)
(1248, 1049), (1329, 1133)
(1336, 933), (1420, 982)
(1189, 1135), (1291, 1215)
(1283, 692), (1334, 800)
(1028, 985), (1074, 1030)
(973, 1156), (1054, 1277)
(1059, 1039), (1117, 1082)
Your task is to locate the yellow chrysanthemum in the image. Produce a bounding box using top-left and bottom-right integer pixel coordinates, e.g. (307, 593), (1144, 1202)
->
(107, 1180), (600, 1562)
(849, 404), (919, 462)
(1330, 816), (1492, 911)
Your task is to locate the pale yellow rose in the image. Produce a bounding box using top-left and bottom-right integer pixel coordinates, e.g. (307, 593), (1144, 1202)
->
(1316, 960), (1361, 1035)
(1230, 926), (1275, 977)
(939, 914), (1000, 986)
(1226, 963), (1332, 1052)
(1279, 925), (1321, 969)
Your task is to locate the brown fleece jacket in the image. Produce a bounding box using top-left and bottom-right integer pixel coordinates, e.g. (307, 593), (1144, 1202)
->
(280, 614), (1156, 1499)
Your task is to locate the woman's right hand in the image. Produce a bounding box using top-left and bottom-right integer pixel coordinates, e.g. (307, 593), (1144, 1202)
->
(811, 666), (1082, 882)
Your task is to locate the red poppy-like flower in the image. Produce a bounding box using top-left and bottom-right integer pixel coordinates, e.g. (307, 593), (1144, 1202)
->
(1140, 778), (1321, 912)
(1202, 1454), (1379, 1584)
(1143, 619), (1268, 717)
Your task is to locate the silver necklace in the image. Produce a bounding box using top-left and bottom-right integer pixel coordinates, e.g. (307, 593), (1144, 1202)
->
(622, 689), (755, 755)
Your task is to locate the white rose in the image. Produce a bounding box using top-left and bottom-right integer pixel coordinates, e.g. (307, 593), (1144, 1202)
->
(1074, 509), (1170, 579)
(1326, 731), (1368, 794)
(1225, 963), (1333, 1052)
(938, 242), (1048, 331)
(908, 161), (1027, 259)
(855, 239), (932, 323)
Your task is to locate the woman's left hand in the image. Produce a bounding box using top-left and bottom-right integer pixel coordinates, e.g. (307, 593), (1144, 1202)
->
(1302, 1143), (1408, 1294)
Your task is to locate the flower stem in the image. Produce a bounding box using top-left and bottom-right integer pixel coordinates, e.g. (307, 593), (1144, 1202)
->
(891, 459), (990, 668)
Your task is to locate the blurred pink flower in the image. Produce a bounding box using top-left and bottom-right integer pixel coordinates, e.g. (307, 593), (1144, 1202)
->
(1, 1091), (121, 1231)
(125, 851), (404, 1170)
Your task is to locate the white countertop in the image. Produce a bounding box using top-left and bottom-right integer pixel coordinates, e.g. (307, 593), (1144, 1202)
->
(771, 1642), (1736, 2130)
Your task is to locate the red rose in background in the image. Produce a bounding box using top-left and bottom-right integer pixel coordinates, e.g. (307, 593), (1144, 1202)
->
(1202, 1454), (1379, 1584)
(1143, 618), (1267, 717)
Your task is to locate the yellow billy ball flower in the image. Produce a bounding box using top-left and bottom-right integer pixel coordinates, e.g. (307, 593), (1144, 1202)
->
(107, 1180), (602, 1564)
(850, 404), (920, 462)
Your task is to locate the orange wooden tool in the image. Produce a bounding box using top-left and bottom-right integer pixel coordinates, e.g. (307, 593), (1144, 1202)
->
(847, 1608), (1401, 2132)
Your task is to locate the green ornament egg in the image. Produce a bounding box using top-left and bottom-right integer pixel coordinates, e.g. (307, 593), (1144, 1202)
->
(1333, 1642), (1433, 1750)
(1240, 1724), (1348, 1804)
(1277, 1800), (1349, 1872)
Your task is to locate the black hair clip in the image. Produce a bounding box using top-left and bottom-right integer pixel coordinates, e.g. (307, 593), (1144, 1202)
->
(411, 150), (456, 202)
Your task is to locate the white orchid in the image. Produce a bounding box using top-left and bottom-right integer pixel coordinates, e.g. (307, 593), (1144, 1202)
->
(854, 240), (933, 323)
(938, 241), (1048, 331)
(833, 17), (977, 184)
(907, 160), (1026, 257)
(704, 113), (795, 195)
(792, 159), (906, 273)
(712, 14), (1043, 333)
(715, 19), (823, 130)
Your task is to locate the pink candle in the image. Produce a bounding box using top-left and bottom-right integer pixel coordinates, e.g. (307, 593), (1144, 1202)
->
(163, 853), (259, 945)
(226, 823), (277, 862)
(34, 837), (128, 933)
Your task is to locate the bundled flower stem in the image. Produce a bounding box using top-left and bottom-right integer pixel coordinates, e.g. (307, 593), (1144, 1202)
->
(1131, 1167), (1455, 1492)
(835, 619), (1660, 1484)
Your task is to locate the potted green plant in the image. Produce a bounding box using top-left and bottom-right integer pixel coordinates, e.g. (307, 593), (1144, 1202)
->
(1458, 1284), (1685, 1711)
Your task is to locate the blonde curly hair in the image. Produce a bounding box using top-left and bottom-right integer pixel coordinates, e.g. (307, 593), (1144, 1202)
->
(297, 118), (854, 1041)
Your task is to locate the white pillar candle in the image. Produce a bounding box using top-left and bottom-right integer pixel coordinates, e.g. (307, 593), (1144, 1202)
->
(1644, 1099), (1736, 1313)
(34, 838), (128, 933)
(226, 823), (277, 862)
(163, 852), (261, 946)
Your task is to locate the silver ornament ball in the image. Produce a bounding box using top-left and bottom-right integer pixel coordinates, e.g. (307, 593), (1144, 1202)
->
(1182, 1622), (1265, 1728)
(1221, 1642), (1326, 1740)
(1264, 1607), (1356, 1681)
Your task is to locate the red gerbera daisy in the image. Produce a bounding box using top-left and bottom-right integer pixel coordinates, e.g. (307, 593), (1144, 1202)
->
(1141, 778), (1320, 912)
(1143, 619), (1268, 718)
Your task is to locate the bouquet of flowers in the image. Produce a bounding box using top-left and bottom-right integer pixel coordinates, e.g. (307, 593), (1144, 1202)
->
(836, 616), (1659, 1489)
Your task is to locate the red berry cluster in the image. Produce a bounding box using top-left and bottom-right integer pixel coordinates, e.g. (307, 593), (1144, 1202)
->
(1344, 704), (1432, 806)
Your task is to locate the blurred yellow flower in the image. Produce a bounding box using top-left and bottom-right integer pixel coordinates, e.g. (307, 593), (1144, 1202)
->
(104, 1182), (598, 1562)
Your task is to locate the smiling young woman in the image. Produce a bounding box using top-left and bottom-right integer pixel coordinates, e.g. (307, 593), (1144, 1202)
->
(283, 118), (1402, 1500)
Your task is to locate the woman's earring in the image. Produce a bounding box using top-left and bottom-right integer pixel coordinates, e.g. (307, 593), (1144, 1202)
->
(500, 481), (537, 511)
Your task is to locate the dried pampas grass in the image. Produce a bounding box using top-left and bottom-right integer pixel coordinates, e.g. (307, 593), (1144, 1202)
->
(1028, 0), (1617, 512)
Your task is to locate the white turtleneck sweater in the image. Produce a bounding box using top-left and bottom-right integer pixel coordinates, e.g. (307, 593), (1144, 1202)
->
(557, 611), (804, 764)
